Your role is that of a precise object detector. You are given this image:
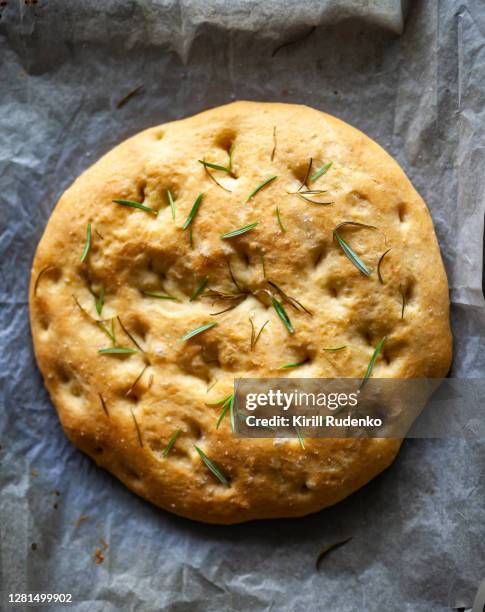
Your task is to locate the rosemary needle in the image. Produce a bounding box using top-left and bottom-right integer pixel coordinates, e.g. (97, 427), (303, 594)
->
(377, 248), (392, 284)
(112, 199), (157, 216)
(360, 337), (387, 388)
(190, 277), (208, 302)
(276, 206), (286, 232)
(142, 290), (177, 301)
(322, 345), (347, 352)
(194, 445), (230, 487)
(181, 322), (218, 341)
(310, 162), (333, 183)
(80, 223), (92, 263)
(95, 286), (105, 316)
(246, 176), (277, 202)
(163, 429), (181, 458)
(98, 347), (137, 355)
(182, 194), (204, 230)
(333, 230), (371, 276)
(166, 189), (176, 221)
(272, 297), (294, 334)
(279, 360), (308, 369)
(221, 222), (258, 239)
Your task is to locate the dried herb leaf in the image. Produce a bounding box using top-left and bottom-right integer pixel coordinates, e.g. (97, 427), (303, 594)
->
(182, 193), (203, 230)
(202, 160), (232, 193)
(166, 189), (176, 221)
(246, 176), (277, 202)
(272, 296), (294, 334)
(377, 248), (392, 284)
(360, 337), (386, 388)
(221, 222), (258, 239)
(333, 230), (371, 276)
(116, 84), (144, 109)
(194, 445), (230, 487)
(130, 407), (143, 447)
(181, 322), (218, 341)
(190, 277), (209, 302)
(322, 345), (347, 352)
(299, 158), (313, 190)
(117, 316), (145, 353)
(98, 347), (137, 355)
(126, 365), (148, 397)
(316, 537), (353, 571)
(271, 126), (277, 161)
(80, 223), (92, 263)
(112, 199), (157, 216)
(310, 161), (333, 183)
(276, 206), (286, 232)
(142, 290), (177, 301)
(98, 393), (109, 417)
(34, 266), (56, 295)
(163, 429), (181, 458)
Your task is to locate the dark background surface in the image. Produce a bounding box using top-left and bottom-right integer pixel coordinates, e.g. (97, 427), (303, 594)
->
(1, 1), (484, 610)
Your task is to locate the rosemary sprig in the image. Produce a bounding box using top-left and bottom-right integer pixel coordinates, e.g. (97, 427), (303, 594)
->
(163, 429), (181, 458)
(98, 393), (109, 417)
(182, 193), (203, 230)
(206, 394), (233, 407)
(268, 280), (312, 316)
(295, 426), (305, 449)
(194, 445), (230, 487)
(221, 222), (258, 240)
(322, 345), (347, 352)
(117, 316), (145, 352)
(98, 347), (137, 354)
(130, 408), (143, 447)
(190, 277), (208, 302)
(80, 223), (92, 263)
(279, 359), (308, 369)
(142, 290), (177, 301)
(276, 206), (286, 232)
(399, 284), (407, 319)
(333, 229), (371, 276)
(310, 161), (333, 183)
(181, 322), (218, 341)
(271, 126), (277, 161)
(34, 266), (55, 295)
(250, 318), (269, 350)
(112, 199), (157, 216)
(203, 163), (232, 192)
(377, 248), (392, 284)
(166, 189), (176, 221)
(246, 176), (277, 202)
(271, 297), (294, 334)
(316, 537), (352, 570)
(216, 394), (234, 429)
(360, 337), (386, 388)
(95, 286), (105, 316)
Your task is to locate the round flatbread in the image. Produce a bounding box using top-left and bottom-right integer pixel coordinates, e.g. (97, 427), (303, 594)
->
(30, 102), (452, 523)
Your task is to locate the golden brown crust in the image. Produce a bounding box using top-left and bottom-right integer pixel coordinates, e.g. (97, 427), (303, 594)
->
(29, 101), (452, 523)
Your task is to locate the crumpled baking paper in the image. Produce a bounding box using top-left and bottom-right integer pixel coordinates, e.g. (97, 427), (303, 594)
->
(0, 0), (484, 609)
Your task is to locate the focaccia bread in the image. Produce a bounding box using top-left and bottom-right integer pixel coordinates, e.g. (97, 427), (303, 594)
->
(29, 101), (452, 523)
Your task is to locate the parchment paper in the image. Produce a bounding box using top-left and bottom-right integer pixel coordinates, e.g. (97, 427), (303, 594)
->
(1, 0), (484, 610)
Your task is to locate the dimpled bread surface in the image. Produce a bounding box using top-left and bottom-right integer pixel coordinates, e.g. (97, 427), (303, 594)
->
(29, 101), (452, 524)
